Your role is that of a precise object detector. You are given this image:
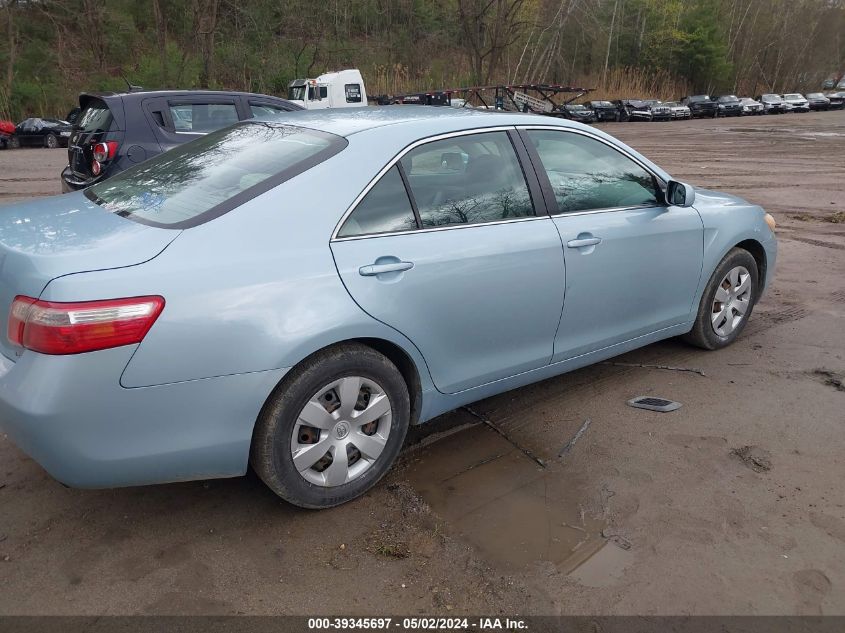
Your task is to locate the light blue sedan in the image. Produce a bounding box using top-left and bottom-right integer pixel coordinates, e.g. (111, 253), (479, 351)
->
(0, 108), (777, 508)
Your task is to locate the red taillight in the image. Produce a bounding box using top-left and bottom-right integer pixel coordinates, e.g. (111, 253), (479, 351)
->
(92, 141), (118, 162)
(91, 160), (102, 175)
(7, 295), (164, 355)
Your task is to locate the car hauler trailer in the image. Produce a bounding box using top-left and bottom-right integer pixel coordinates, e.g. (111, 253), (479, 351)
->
(372, 83), (594, 116)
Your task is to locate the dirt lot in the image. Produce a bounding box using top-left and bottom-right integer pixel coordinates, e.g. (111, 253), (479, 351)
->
(0, 111), (843, 616)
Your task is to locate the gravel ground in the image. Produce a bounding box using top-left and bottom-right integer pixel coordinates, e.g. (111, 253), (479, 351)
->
(0, 111), (843, 616)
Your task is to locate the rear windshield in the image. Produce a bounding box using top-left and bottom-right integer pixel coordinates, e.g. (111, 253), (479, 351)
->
(85, 122), (347, 229)
(76, 100), (114, 133)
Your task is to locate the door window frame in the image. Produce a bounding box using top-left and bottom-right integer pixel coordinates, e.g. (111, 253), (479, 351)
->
(516, 126), (668, 217)
(331, 126), (549, 241)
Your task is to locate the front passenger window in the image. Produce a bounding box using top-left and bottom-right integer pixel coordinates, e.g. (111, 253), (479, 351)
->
(525, 130), (659, 213)
(400, 131), (535, 227)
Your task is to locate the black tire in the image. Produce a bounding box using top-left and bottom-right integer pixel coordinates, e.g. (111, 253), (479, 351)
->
(250, 343), (410, 509)
(8, 135), (19, 149)
(45, 133), (58, 149)
(683, 248), (759, 350)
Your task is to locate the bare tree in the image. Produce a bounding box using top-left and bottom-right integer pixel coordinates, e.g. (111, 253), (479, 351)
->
(458, 0), (528, 84)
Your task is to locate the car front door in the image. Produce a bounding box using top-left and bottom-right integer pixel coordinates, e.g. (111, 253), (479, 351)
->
(330, 129), (566, 394)
(519, 127), (704, 362)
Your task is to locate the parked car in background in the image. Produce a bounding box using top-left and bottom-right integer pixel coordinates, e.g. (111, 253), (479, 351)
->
(10, 118), (72, 148)
(613, 99), (652, 122)
(583, 100), (618, 122)
(757, 94), (787, 114)
(825, 92), (845, 109)
(680, 95), (718, 118)
(781, 93), (810, 113)
(61, 90), (301, 192)
(739, 97), (764, 115)
(0, 108), (777, 508)
(664, 102), (691, 119)
(559, 103), (596, 123)
(642, 100), (672, 121)
(713, 95), (743, 117)
(0, 120), (15, 149)
(804, 93), (830, 111)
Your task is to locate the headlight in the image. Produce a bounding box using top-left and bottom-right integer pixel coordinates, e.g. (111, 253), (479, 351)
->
(764, 213), (776, 232)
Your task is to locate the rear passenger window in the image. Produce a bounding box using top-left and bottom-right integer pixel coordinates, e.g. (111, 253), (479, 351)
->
(169, 103), (238, 133)
(400, 131), (534, 227)
(337, 166), (417, 237)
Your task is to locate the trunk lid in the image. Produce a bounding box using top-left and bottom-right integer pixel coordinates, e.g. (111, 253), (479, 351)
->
(0, 192), (179, 360)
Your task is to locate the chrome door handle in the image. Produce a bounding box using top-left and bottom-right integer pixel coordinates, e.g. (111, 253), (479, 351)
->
(359, 261), (414, 276)
(566, 237), (602, 248)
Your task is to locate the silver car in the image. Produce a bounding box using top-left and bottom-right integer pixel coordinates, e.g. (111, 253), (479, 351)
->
(0, 108), (778, 508)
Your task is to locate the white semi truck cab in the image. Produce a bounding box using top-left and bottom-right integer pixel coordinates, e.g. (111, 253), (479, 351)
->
(287, 69), (367, 110)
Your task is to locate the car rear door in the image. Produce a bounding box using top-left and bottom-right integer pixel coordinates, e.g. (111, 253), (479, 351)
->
(519, 127), (704, 362)
(330, 128), (566, 395)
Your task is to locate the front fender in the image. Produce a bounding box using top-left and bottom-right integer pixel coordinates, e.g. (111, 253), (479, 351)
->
(691, 189), (777, 308)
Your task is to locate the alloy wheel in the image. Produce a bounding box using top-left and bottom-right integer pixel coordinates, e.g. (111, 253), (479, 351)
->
(290, 376), (392, 487)
(711, 265), (752, 336)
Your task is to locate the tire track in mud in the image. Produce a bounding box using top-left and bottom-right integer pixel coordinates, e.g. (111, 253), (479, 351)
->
(780, 235), (845, 251)
(745, 304), (810, 336)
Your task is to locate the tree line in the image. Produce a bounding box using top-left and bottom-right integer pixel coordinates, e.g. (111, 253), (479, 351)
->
(1, 0), (843, 120)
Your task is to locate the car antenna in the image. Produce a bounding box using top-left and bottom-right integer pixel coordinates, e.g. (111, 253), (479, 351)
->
(120, 73), (144, 93)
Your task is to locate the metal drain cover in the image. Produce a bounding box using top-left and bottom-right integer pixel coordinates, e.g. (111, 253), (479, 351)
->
(627, 396), (682, 412)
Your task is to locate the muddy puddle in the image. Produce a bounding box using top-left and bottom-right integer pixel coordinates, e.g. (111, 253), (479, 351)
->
(403, 424), (629, 580)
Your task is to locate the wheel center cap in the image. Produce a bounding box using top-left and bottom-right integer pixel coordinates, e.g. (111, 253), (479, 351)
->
(334, 422), (350, 440)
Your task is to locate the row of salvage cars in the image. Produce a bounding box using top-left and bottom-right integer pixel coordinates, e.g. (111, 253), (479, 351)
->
(559, 92), (845, 123)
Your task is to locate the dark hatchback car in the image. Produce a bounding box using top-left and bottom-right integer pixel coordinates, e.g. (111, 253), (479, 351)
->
(583, 100), (618, 122)
(558, 103), (596, 123)
(61, 90), (301, 192)
(680, 95), (718, 118)
(11, 118), (72, 148)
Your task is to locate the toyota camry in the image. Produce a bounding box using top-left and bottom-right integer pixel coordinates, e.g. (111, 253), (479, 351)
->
(0, 108), (777, 508)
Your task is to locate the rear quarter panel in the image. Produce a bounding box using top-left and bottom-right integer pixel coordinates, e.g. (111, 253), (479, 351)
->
(40, 136), (435, 394)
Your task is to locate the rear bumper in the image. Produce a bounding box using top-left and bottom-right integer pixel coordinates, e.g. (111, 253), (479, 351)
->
(60, 165), (91, 193)
(0, 347), (287, 488)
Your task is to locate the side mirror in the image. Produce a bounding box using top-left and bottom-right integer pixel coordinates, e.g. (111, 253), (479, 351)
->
(666, 180), (695, 207)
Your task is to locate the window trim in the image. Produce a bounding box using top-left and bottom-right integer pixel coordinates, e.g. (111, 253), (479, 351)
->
(516, 125), (668, 218)
(331, 126), (545, 242)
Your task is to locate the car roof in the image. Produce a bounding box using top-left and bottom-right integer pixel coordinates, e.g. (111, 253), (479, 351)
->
(254, 106), (536, 137)
(81, 89), (296, 102)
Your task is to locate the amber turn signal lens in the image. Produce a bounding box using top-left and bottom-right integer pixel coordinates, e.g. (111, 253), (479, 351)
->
(764, 213), (776, 231)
